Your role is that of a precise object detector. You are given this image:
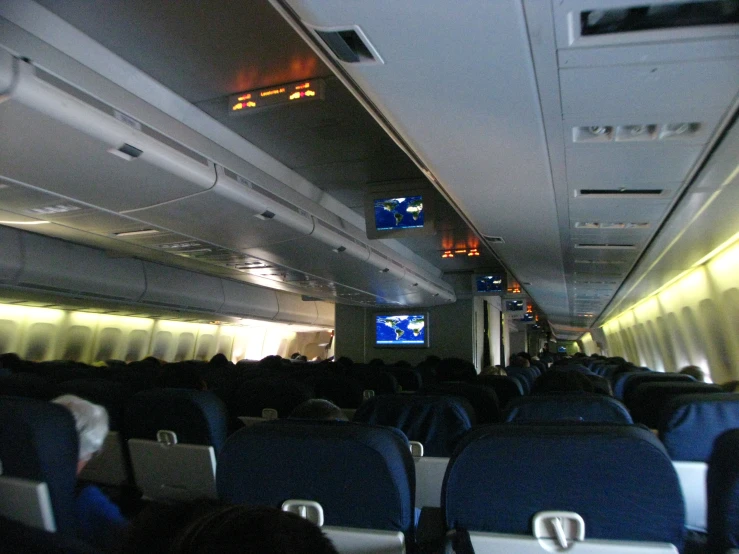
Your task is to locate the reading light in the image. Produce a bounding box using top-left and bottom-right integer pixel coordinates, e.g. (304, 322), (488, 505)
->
(380, 268), (390, 273)
(333, 246), (347, 253)
(589, 126), (610, 136)
(441, 250), (454, 258)
(467, 248), (480, 257)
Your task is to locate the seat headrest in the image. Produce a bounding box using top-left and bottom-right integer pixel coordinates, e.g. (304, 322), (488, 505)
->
(354, 394), (474, 456)
(217, 419), (415, 535)
(0, 396), (79, 536)
(442, 424), (685, 550)
(504, 393), (632, 424)
(124, 389), (228, 452)
(660, 393), (739, 461)
(629, 382), (724, 428)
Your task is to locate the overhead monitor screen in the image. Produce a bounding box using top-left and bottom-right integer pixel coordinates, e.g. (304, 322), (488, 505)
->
(374, 196), (424, 231)
(475, 274), (504, 294)
(506, 300), (525, 311)
(364, 186), (435, 239)
(375, 314), (428, 347)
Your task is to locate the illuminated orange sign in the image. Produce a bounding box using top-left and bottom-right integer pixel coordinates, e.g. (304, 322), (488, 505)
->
(229, 79), (324, 114)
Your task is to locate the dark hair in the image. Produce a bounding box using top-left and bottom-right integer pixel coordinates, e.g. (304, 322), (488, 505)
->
(122, 501), (338, 554)
(208, 353), (229, 367)
(368, 358), (385, 366)
(290, 399), (347, 421)
(510, 356), (530, 368)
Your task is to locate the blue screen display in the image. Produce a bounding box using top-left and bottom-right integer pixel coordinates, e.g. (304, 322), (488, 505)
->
(476, 275), (504, 293)
(374, 195), (424, 231)
(375, 314), (426, 346)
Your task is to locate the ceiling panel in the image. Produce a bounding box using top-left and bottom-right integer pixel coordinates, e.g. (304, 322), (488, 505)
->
(35, 0), (333, 103)
(560, 59), (739, 118)
(565, 143), (705, 187)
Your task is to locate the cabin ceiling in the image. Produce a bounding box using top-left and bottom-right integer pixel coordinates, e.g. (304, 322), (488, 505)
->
(1, 0), (738, 339)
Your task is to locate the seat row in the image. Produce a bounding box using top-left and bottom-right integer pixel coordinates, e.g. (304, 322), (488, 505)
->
(5, 393), (739, 553)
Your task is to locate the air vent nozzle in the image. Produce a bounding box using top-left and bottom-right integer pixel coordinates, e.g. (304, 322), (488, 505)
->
(315, 27), (382, 64)
(484, 236), (505, 244)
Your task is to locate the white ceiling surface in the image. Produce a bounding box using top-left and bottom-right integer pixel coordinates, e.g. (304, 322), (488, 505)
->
(0, 0), (736, 338)
(278, 0), (739, 337)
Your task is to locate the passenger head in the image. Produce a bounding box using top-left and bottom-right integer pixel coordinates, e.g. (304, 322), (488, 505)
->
(208, 353), (229, 367)
(510, 355), (530, 368)
(368, 358), (385, 366)
(52, 394), (109, 472)
(531, 370), (595, 395)
(258, 355), (283, 370)
(679, 365), (705, 382)
(480, 365), (507, 377)
(516, 352), (532, 362)
(123, 500), (338, 554)
(289, 399), (348, 421)
(290, 352), (301, 360)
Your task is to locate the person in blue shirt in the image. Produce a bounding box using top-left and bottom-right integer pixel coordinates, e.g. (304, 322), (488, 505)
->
(52, 395), (127, 550)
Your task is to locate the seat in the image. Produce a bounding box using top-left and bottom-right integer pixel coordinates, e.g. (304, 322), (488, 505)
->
(477, 375), (523, 410)
(503, 393), (633, 424)
(707, 429), (739, 554)
(612, 368), (652, 399)
(217, 419), (415, 553)
(0, 396), (79, 536)
(660, 393), (739, 532)
(419, 382), (500, 424)
(303, 372), (364, 409)
(231, 377), (313, 419)
(353, 393), (474, 457)
(0, 514), (100, 554)
(57, 379), (134, 487)
(124, 388), (228, 501)
(0, 373), (58, 400)
(628, 381), (724, 428)
(620, 372), (694, 403)
(442, 424), (685, 553)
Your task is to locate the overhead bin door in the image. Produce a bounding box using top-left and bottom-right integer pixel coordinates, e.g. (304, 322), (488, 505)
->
(0, 59), (216, 212)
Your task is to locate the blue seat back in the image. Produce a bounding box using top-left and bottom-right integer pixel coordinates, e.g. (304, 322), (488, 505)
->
(621, 372), (694, 403)
(0, 396), (79, 536)
(612, 369), (650, 399)
(477, 375), (523, 410)
(707, 429), (739, 553)
(628, 381), (724, 428)
(125, 389), (228, 453)
(504, 393), (632, 424)
(217, 419), (415, 536)
(353, 394), (474, 456)
(660, 393), (739, 461)
(419, 382), (500, 423)
(442, 424), (685, 550)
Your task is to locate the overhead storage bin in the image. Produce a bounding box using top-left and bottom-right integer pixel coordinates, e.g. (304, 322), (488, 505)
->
(220, 279), (279, 320)
(17, 233), (147, 301)
(0, 226), (23, 283)
(274, 292), (318, 324)
(141, 262), (224, 311)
